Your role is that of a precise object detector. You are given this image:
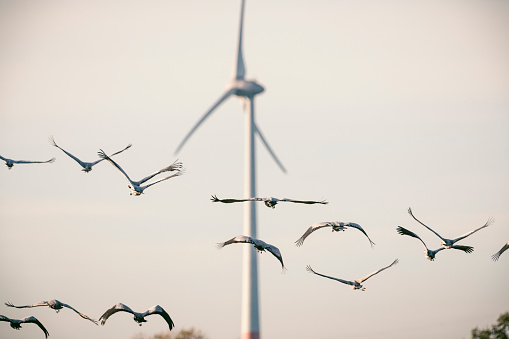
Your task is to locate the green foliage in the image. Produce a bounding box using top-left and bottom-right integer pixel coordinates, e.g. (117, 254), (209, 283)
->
(132, 327), (207, 339)
(472, 312), (509, 339)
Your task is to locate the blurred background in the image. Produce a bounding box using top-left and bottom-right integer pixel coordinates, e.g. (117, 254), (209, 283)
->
(1, 0), (508, 338)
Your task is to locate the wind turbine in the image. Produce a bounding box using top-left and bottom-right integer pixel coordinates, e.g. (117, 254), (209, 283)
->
(175, 1), (286, 338)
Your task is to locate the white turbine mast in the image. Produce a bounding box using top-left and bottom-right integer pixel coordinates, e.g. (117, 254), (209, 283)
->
(174, 1), (285, 339)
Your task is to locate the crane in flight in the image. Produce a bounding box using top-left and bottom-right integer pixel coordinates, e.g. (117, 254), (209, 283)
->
(295, 221), (375, 248)
(0, 154), (55, 170)
(217, 235), (286, 272)
(49, 135), (131, 172)
(0, 315), (49, 338)
(396, 226), (473, 261)
(211, 194), (327, 209)
(306, 259), (399, 291)
(408, 207), (493, 249)
(99, 303), (174, 330)
(5, 299), (97, 324)
(98, 149), (183, 196)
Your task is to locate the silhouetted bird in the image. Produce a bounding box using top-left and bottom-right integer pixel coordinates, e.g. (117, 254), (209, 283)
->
(0, 315), (49, 338)
(295, 221), (375, 248)
(5, 299), (97, 324)
(50, 135), (131, 172)
(98, 149), (183, 195)
(396, 226), (473, 261)
(0, 155), (55, 170)
(211, 194), (327, 209)
(306, 259), (399, 291)
(408, 207), (493, 248)
(217, 235), (286, 272)
(99, 303), (174, 330)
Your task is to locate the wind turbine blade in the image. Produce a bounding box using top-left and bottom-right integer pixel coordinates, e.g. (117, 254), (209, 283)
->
(175, 89), (234, 154)
(254, 122), (287, 174)
(235, 0), (246, 79)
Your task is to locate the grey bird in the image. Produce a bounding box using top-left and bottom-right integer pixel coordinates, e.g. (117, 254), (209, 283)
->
(0, 315), (49, 338)
(396, 226), (473, 261)
(217, 235), (286, 272)
(295, 221), (375, 248)
(211, 194), (327, 209)
(0, 154), (55, 170)
(99, 303), (174, 330)
(306, 259), (399, 291)
(98, 149), (183, 196)
(408, 207), (493, 249)
(5, 299), (97, 325)
(49, 136), (131, 172)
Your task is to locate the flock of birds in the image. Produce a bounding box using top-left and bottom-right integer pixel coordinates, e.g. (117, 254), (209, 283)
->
(2, 137), (184, 195)
(212, 200), (502, 290)
(1, 137), (508, 338)
(1, 137), (186, 337)
(0, 300), (175, 338)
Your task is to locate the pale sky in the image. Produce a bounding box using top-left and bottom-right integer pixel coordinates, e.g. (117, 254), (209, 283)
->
(1, 1), (508, 339)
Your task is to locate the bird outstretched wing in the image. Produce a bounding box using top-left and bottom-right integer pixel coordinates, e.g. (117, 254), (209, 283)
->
(99, 303), (135, 325)
(491, 241), (509, 261)
(407, 208), (446, 242)
(451, 217), (494, 243)
(280, 198), (328, 205)
(358, 259), (399, 283)
(345, 223), (376, 248)
(5, 301), (49, 309)
(211, 195), (257, 204)
(265, 244), (286, 272)
(22, 316), (50, 338)
(306, 265), (355, 287)
(60, 302), (98, 324)
(12, 158), (55, 165)
(143, 305), (175, 330)
(0, 315), (12, 323)
(91, 144), (132, 166)
(141, 171), (183, 191)
(295, 222), (333, 247)
(216, 235), (253, 249)
(98, 149), (134, 184)
(450, 244), (474, 254)
(49, 135), (87, 167)
(396, 226), (430, 251)
(136, 160), (183, 185)
(408, 207), (446, 242)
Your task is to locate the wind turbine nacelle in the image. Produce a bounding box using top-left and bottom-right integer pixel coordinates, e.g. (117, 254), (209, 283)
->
(228, 79), (264, 97)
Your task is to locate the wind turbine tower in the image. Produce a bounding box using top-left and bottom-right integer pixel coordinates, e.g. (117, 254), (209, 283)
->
(175, 1), (285, 338)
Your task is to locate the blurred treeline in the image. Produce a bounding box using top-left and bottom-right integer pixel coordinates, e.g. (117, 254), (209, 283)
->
(472, 312), (509, 339)
(132, 327), (206, 339)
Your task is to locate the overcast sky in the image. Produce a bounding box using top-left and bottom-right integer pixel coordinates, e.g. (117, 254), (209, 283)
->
(1, 1), (508, 338)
